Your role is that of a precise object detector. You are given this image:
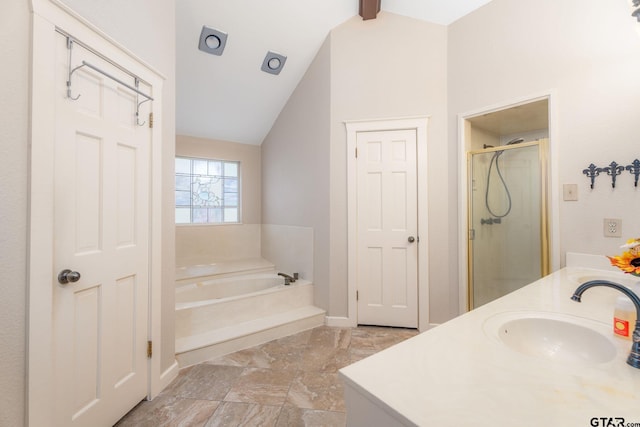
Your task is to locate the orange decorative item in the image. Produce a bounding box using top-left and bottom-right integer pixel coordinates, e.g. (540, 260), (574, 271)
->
(607, 238), (640, 276)
(607, 238), (640, 340)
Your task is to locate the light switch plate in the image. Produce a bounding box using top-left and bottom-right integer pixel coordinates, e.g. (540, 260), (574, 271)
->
(563, 184), (578, 201)
(604, 218), (622, 237)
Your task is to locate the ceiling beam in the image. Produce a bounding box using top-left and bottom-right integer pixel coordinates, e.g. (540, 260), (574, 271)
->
(359, 0), (381, 20)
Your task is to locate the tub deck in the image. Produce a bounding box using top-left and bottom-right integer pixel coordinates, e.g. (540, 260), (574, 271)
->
(175, 259), (325, 367)
(176, 258), (275, 284)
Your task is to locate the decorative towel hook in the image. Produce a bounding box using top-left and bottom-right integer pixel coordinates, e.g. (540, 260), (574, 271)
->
(626, 159), (640, 187)
(66, 37), (83, 101)
(582, 163), (602, 189)
(602, 161), (625, 188)
(136, 99), (150, 126)
(135, 78), (150, 126)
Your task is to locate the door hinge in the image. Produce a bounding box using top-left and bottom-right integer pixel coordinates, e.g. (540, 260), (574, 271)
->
(148, 112), (154, 128)
(147, 340), (153, 358)
(356, 290), (359, 301)
(469, 228), (476, 240)
(355, 147), (358, 158)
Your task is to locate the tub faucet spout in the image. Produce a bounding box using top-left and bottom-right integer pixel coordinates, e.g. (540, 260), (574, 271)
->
(571, 279), (640, 368)
(277, 272), (298, 285)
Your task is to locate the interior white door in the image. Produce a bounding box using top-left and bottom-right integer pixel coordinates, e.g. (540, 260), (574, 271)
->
(53, 37), (151, 426)
(356, 129), (418, 328)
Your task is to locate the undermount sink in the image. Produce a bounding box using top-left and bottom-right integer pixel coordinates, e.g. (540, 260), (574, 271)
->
(569, 272), (639, 288)
(483, 311), (617, 366)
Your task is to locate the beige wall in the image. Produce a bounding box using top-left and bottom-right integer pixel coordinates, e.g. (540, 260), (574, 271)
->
(175, 135), (262, 265)
(264, 13), (449, 320)
(262, 37), (332, 309)
(330, 13), (450, 321)
(449, 0), (640, 270)
(0, 1), (29, 425)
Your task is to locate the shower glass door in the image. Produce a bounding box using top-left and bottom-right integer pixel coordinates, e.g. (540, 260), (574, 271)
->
(468, 140), (549, 309)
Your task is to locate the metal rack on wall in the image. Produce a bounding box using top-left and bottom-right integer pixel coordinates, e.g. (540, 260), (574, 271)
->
(582, 159), (640, 189)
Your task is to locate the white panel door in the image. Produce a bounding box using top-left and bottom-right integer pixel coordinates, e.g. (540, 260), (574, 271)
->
(356, 129), (418, 328)
(53, 37), (150, 427)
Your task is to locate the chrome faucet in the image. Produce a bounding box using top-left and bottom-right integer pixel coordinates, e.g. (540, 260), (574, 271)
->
(277, 272), (298, 285)
(571, 280), (640, 368)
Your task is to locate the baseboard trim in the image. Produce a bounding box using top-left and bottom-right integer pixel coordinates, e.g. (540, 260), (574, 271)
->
(325, 316), (435, 330)
(155, 360), (179, 398)
(325, 316), (356, 328)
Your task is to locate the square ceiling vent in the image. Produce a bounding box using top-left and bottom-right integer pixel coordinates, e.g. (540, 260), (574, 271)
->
(261, 51), (287, 75)
(198, 26), (228, 56)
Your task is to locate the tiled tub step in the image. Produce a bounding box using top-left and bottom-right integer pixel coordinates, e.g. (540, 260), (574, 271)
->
(176, 305), (326, 367)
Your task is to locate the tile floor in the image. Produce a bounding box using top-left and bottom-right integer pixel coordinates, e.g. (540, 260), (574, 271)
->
(115, 325), (418, 427)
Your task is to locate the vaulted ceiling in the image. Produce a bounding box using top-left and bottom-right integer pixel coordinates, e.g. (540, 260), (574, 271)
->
(176, 0), (493, 145)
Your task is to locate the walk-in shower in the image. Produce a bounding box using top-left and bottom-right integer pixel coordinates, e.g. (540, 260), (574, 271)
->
(468, 139), (550, 308)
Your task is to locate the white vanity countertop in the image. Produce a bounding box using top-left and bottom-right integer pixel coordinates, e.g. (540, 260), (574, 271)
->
(339, 267), (640, 426)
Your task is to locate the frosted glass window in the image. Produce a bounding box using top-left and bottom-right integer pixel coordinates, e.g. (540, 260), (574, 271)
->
(175, 157), (240, 224)
(175, 158), (191, 174)
(175, 208), (191, 224)
(223, 208), (238, 223)
(224, 162), (238, 176)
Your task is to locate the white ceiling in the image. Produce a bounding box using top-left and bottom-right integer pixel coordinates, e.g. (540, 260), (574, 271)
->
(176, 0), (493, 145)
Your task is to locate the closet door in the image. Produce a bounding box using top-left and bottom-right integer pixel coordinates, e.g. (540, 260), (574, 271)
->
(356, 129), (418, 328)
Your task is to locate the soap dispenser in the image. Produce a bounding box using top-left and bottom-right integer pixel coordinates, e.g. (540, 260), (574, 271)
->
(614, 282), (640, 340)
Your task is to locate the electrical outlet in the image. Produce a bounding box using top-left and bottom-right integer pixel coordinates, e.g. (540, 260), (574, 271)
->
(604, 218), (622, 237)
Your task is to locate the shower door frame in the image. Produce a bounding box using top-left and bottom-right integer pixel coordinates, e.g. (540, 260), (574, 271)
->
(457, 92), (561, 314)
(466, 140), (550, 309)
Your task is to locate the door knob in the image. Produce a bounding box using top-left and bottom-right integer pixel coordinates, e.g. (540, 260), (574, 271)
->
(58, 269), (81, 284)
(408, 236), (415, 243)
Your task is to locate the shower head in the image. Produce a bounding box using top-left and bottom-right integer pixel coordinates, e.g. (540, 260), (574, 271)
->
(505, 137), (525, 145)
